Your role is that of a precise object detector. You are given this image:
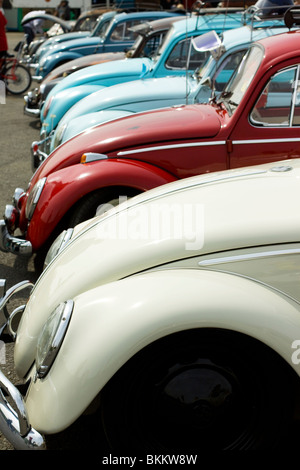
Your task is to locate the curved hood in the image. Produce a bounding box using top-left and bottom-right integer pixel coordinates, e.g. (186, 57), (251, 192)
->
(41, 35), (98, 56)
(42, 52), (126, 84)
(15, 160), (300, 375)
(58, 110), (134, 146)
(41, 85), (106, 130)
(54, 75), (192, 145)
(36, 32), (91, 61)
(48, 57), (152, 94)
(37, 104), (221, 181)
(41, 58), (153, 126)
(62, 76), (190, 123)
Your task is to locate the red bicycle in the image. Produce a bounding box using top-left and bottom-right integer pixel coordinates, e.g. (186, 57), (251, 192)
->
(0, 53), (32, 95)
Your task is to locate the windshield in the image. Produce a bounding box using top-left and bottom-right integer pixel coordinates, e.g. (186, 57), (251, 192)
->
(152, 25), (174, 63)
(219, 44), (264, 114)
(196, 54), (215, 82)
(194, 49), (247, 104)
(92, 18), (113, 38)
(127, 30), (167, 58)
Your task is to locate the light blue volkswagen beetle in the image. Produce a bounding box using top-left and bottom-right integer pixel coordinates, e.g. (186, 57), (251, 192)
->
(44, 14), (293, 159)
(36, 10), (246, 158)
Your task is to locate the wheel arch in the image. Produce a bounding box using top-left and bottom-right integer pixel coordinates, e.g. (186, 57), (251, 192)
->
(28, 159), (176, 252)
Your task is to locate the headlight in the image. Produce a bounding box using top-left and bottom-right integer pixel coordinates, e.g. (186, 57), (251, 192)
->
(25, 177), (46, 221)
(42, 95), (53, 119)
(44, 228), (74, 269)
(53, 122), (67, 149)
(36, 300), (73, 379)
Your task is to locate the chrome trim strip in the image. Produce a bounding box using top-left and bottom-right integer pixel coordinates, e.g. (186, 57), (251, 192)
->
(117, 141), (226, 156)
(232, 138), (300, 145)
(198, 247), (300, 266)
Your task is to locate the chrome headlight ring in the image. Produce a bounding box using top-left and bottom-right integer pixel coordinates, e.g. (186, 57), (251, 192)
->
(25, 177), (46, 221)
(43, 228), (74, 270)
(36, 300), (74, 379)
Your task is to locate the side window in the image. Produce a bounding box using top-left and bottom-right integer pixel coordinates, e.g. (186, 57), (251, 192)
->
(110, 22), (126, 41)
(165, 38), (209, 71)
(250, 67), (297, 127)
(143, 33), (165, 57)
(165, 38), (190, 69)
(110, 21), (140, 42)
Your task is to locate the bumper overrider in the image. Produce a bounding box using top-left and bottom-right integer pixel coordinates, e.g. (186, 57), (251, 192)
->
(0, 279), (45, 449)
(0, 188), (32, 256)
(24, 92), (41, 118)
(31, 133), (53, 170)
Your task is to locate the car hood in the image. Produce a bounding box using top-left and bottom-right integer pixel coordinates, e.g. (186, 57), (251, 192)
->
(45, 57), (153, 96)
(42, 52), (126, 84)
(57, 75), (191, 129)
(15, 159), (300, 375)
(37, 104), (221, 180)
(37, 32), (91, 57)
(42, 34), (98, 55)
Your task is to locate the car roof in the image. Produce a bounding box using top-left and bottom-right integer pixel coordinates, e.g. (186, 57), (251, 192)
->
(129, 15), (184, 35)
(255, 29), (300, 63)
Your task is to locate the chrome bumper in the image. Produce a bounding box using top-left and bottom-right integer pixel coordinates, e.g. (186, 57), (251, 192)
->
(0, 370), (45, 449)
(31, 75), (43, 83)
(0, 279), (45, 449)
(0, 219), (32, 256)
(31, 136), (51, 170)
(24, 93), (41, 118)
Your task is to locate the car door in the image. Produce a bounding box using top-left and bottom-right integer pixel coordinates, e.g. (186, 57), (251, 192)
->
(229, 61), (300, 168)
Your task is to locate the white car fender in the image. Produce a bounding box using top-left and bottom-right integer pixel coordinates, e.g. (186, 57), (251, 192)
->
(25, 268), (300, 434)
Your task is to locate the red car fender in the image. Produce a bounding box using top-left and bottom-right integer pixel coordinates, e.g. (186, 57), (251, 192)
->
(26, 158), (177, 251)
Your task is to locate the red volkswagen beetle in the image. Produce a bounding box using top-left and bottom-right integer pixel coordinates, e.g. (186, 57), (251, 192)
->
(2, 24), (300, 267)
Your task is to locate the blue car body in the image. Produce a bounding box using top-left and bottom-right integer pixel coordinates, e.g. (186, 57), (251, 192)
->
(35, 11), (178, 79)
(40, 11), (245, 142)
(50, 21), (291, 151)
(31, 11), (117, 74)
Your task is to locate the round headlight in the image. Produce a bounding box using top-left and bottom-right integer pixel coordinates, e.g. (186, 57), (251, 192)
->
(43, 228), (74, 270)
(36, 300), (73, 379)
(53, 122), (67, 149)
(25, 177), (46, 221)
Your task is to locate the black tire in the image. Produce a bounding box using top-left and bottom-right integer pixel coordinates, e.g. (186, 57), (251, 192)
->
(67, 187), (139, 227)
(100, 329), (297, 451)
(5, 63), (32, 95)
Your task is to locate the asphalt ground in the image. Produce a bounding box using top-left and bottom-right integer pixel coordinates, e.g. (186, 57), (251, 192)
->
(0, 33), (110, 451)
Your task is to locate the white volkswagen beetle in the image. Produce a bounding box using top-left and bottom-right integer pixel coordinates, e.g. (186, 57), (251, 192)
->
(0, 158), (300, 450)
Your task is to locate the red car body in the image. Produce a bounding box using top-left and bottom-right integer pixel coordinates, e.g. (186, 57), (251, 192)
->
(2, 29), (300, 259)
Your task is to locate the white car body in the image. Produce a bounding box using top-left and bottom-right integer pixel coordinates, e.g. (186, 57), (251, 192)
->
(0, 158), (300, 449)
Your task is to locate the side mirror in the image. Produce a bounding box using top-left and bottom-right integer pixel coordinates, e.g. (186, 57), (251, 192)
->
(192, 30), (221, 52)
